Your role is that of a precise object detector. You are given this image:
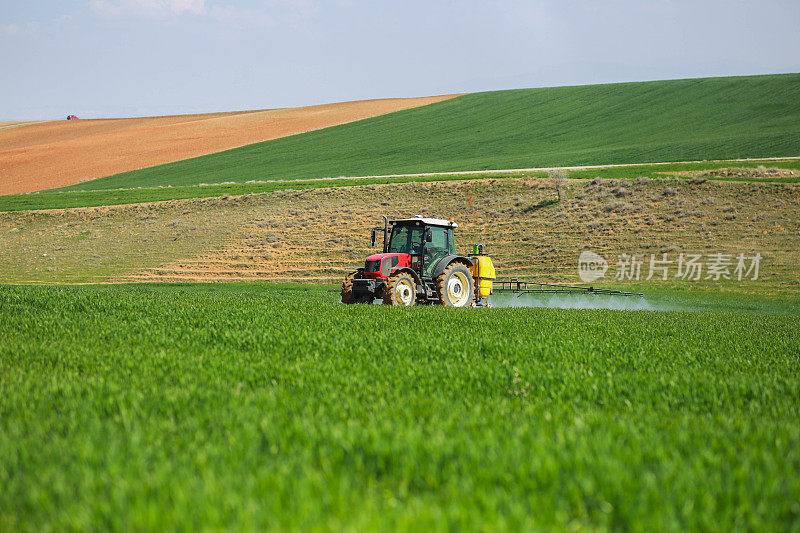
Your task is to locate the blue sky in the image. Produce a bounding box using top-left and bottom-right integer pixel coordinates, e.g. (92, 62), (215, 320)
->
(2, 0), (799, 120)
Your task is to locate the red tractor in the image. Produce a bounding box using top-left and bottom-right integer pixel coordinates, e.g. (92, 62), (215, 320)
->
(341, 215), (643, 307)
(341, 216), (494, 307)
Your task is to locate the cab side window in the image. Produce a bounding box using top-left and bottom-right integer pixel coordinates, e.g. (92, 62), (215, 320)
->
(430, 227), (448, 251)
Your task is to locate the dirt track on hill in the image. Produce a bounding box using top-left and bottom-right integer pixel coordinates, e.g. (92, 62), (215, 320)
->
(0, 95), (460, 195)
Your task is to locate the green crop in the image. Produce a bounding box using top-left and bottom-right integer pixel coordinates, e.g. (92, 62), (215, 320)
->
(0, 172), (537, 212)
(59, 73), (800, 192)
(1, 283), (798, 531)
(1, 157), (798, 212)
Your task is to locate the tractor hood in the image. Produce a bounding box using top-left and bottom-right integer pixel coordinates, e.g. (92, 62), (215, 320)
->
(363, 253), (413, 278)
(365, 252), (408, 262)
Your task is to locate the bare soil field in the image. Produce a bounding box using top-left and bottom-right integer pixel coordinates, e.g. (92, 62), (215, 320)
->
(0, 95), (459, 195)
(1, 177), (797, 292)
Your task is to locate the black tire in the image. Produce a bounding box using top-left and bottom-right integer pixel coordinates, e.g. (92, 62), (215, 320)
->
(341, 271), (358, 304)
(435, 263), (474, 307)
(382, 272), (417, 306)
(341, 272), (374, 304)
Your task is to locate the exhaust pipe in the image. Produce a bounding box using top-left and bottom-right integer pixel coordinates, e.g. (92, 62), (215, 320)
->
(382, 215), (389, 253)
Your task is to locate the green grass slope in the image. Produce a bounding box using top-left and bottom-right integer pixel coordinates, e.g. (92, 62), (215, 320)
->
(63, 73), (800, 192)
(3, 158), (799, 212)
(1, 284), (799, 530)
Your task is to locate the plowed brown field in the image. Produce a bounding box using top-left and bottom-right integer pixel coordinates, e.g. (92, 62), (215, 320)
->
(0, 95), (459, 195)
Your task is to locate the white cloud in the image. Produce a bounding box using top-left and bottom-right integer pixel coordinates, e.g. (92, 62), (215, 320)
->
(0, 20), (46, 37)
(209, 4), (276, 28)
(0, 24), (21, 36)
(87, 0), (206, 18)
(207, 1), (324, 30)
(84, 0), (325, 26)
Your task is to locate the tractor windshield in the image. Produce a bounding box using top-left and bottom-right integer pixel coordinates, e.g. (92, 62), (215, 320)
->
(388, 225), (425, 255)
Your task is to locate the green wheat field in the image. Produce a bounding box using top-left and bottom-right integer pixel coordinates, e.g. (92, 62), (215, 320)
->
(1, 284), (798, 531)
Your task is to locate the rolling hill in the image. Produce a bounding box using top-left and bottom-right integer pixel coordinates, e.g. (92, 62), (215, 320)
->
(62, 73), (800, 192)
(0, 95), (459, 195)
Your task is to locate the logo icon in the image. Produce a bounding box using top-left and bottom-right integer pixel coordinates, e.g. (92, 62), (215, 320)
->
(578, 251), (608, 282)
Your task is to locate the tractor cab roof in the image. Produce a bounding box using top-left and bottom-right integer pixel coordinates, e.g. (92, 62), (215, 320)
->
(389, 216), (458, 228)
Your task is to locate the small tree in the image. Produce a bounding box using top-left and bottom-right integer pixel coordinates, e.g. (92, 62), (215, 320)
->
(549, 169), (568, 202)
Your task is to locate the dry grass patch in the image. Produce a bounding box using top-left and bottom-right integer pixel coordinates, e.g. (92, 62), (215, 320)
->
(0, 177), (798, 290)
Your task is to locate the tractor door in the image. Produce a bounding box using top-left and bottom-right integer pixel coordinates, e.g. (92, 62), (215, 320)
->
(422, 226), (453, 277)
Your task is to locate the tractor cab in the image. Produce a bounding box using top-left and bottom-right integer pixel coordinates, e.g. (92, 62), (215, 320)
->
(380, 217), (455, 277)
(342, 215), (495, 307)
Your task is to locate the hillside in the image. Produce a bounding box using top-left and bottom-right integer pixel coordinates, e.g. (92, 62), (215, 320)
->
(0, 95), (459, 195)
(2, 176), (798, 293)
(63, 73), (800, 192)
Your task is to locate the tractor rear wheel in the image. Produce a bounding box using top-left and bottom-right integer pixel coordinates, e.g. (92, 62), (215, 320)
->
(435, 263), (474, 307)
(383, 272), (417, 306)
(341, 272), (372, 304)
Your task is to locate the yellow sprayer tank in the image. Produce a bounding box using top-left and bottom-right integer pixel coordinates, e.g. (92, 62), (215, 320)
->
(470, 245), (496, 299)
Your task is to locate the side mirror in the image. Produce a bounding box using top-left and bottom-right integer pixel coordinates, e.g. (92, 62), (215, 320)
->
(425, 228), (433, 242)
(371, 229), (377, 247)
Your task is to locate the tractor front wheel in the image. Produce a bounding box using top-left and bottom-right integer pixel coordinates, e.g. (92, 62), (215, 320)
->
(435, 263), (474, 307)
(341, 272), (373, 304)
(383, 272), (417, 306)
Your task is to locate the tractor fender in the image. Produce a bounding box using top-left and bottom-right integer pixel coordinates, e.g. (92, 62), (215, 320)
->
(430, 255), (473, 279)
(389, 267), (422, 287)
